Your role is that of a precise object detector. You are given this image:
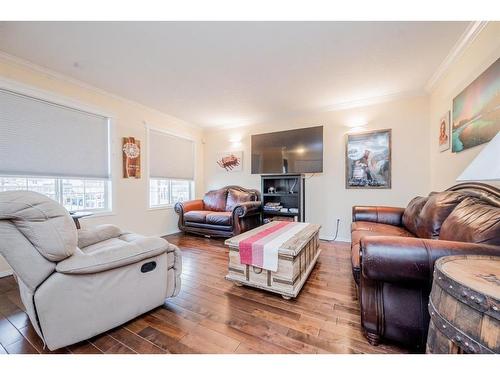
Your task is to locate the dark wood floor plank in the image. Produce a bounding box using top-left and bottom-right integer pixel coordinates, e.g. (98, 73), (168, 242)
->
(18, 325), (70, 354)
(0, 232), (408, 354)
(67, 341), (102, 354)
(0, 317), (24, 347)
(4, 337), (39, 354)
(107, 327), (166, 354)
(91, 333), (136, 354)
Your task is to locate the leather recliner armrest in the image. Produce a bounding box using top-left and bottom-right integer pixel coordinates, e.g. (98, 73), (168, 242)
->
(56, 237), (169, 274)
(233, 201), (262, 218)
(174, 199), (204, 215)
(360, 236), (500, 284)
(77, 224), (122, 249)
(352, 206), (405, 226)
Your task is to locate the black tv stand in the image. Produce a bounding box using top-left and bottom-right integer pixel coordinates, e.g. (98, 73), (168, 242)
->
(261, 174), (305, 223)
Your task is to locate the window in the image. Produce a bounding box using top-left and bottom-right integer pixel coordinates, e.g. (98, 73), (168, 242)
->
(0, 87), (112, 212)
(149, 178), (193, 208)
(0, 176), (110, 213)
(148, 127), (195, 208)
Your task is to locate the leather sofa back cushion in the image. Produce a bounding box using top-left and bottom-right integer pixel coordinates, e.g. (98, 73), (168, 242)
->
(416, 191), (466, 239)
(440, 197), (500, 245)
(226, 189), (253, 211)
(402, 196), (428, 235)
(203, 189), (228, 212)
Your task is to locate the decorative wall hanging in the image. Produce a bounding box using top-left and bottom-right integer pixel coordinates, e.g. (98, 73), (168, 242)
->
(439, 111), (451, 152)
(345, 129), (391, 189)
(122, 137), (141, 178)
(452, 57), (500, 152)
(216, 151), (243, 172)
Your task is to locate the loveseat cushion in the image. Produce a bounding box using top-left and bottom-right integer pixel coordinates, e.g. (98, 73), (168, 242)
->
(351, 222), (415, 269)
(439, 197), (500, 245)
(184, 210), (212, 223)
(416, 191), (466, 239)
(203, 189), (228, 212)
(226, 188), (253, 211)
(402, 196), (428, 236)
(206, 212), (232, 226)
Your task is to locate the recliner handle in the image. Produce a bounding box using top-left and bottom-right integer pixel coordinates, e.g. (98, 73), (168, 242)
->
(141, 261), (157, 273)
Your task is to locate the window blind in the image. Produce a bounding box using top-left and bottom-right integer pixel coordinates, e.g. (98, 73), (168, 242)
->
(0, 89), (110, 179)
(149, 129), (195, 180)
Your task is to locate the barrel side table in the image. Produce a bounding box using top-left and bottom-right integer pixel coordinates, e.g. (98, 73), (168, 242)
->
(426, 255), (499, 354)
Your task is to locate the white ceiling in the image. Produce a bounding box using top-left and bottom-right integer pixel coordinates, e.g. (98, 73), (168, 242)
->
(0, 21), (469, 128)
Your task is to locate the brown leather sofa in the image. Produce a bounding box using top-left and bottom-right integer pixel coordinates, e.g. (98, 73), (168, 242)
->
(174, 186), (262, 238)
(351, 183), (500, 350)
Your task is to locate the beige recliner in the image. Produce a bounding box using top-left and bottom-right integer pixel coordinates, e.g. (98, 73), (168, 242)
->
(0, 191), (182, 350)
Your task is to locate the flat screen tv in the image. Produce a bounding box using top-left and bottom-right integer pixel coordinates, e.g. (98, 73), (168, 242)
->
(251, 126), (323, 174)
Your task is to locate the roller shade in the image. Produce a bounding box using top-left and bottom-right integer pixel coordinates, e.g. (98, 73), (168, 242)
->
(0, 89), (110, 179)
(149, 129), (194, 180)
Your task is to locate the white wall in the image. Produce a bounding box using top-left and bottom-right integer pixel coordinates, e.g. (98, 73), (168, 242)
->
(429, 22), (500, 190)
(203, 95), (431, 241)
(0, 55), (204, 275)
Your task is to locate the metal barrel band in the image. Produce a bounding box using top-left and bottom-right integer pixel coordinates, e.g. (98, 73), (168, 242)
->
(428, 298), (495, 354)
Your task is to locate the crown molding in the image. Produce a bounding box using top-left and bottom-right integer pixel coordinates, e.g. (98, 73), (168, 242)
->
(321, 89), (426, 113)
(425, 21), (488, 93)
(0, 50), (202, 130)
(208, 88), (426, 131)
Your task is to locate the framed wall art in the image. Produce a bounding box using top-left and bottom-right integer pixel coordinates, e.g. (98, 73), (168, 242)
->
(216, 151), (243, 172)
(439, 111), (451, 152)
(122, 137), (141, 178)
(452, 57), (500, 153)
(345, 129), (391, 189)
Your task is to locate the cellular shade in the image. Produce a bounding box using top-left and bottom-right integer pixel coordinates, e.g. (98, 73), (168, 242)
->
(149, 129), (194, 180)
(0, 89), (110, 179)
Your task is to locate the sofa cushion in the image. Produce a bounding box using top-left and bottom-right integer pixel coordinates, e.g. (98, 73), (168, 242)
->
(439, 197), (500, 245)
(226, 188), (253, 211)
(402, 196), (428, 236)
(203, 189), (228, 212)
(351, 222), (415, 269)
(184, 210), (212, 223)
(416, 191), (466, 239)
(206, 212), (232, 226)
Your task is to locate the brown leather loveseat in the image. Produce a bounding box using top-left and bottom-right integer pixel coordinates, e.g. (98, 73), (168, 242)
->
(174, 186), (262, 238)
(351, 183), (500, 350)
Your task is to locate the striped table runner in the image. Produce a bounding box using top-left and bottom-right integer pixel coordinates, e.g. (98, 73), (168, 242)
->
(239, 222), (309, 272)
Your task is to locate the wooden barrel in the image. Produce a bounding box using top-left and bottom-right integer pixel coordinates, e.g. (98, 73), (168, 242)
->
(426, 255), (500, 354)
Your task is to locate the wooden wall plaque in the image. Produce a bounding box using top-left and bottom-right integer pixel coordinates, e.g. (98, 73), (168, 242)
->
(122, 137), (141, 178)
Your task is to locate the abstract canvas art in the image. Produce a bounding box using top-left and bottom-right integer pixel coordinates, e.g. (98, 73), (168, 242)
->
(346, 129), (391, 189)
(452, 58), (500, 153)
(216, 151), (243, 172)
(439, 111), (451, 152)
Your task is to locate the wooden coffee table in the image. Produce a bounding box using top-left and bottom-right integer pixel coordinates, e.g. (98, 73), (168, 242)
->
(225, 221), (321, 299)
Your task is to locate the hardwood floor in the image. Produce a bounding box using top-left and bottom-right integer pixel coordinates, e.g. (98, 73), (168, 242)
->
(0, 233), (408, 354)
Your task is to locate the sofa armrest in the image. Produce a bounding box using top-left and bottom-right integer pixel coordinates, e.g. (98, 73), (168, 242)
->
(77, 224), (122, 249)
(233, 201), (262, 218)
(174, 199), (204, 215)
(352, 206), (405, 226)
(361, 236), (500, 284)
(56, 237), (169, 274)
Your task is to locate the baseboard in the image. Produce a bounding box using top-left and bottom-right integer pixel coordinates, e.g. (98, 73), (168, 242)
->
(0, 269), (13, 278)
(157, 230), (182, 238)
(319, 235), (351, 243)
(161, 231), (351, 243)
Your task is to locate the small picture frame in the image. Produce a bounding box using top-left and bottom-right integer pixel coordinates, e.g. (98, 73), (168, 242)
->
(439, 111), (450, 152)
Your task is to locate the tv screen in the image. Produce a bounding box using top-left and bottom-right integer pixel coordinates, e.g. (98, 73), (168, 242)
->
(251, 126), (323, 174)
